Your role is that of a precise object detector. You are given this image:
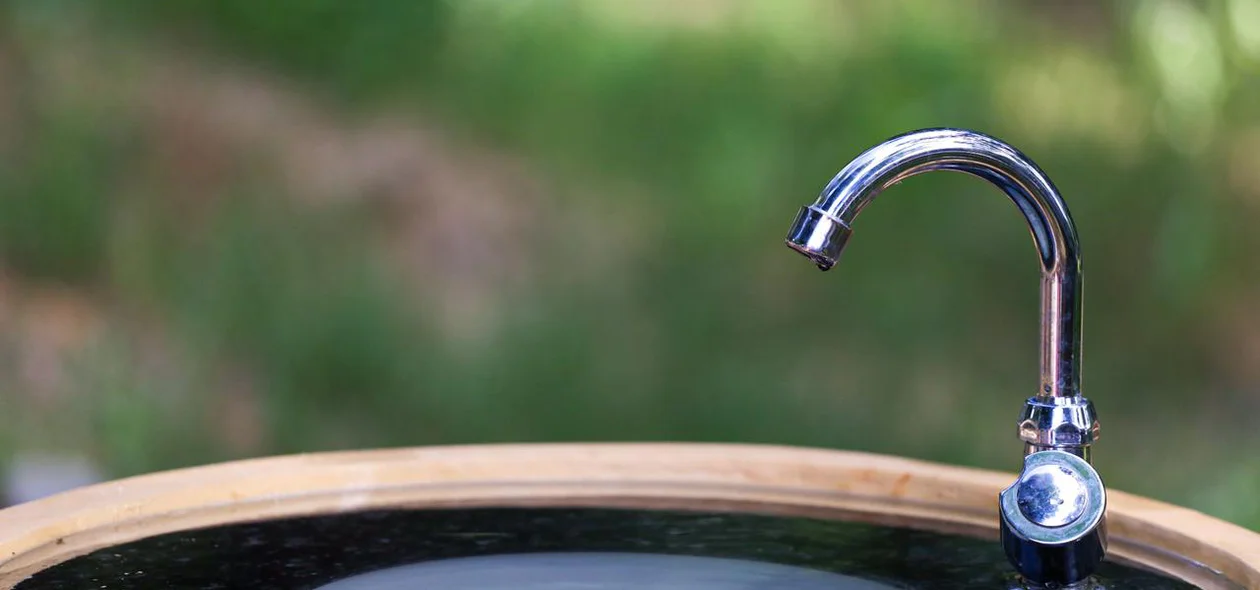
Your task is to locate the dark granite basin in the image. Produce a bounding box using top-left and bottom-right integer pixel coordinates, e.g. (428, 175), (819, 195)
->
(15, 507), (1217, 589)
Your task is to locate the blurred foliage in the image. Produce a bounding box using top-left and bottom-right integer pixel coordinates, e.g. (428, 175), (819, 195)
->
(1, 0), (1259, 529)
(0, 113), (115, 282)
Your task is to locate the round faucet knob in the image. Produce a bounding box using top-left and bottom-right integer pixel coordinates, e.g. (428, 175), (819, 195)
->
(1015, 462), (1089, 527)
(1000, 450), (1107, 585)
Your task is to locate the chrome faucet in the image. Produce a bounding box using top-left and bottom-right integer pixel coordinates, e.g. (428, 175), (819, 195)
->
(784, 129), (1106, 585)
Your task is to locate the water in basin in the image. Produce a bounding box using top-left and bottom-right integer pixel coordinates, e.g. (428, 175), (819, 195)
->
(317, 552), (898, 590)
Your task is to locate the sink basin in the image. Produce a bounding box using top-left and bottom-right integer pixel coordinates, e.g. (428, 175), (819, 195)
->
(0, 444), (1253, 589)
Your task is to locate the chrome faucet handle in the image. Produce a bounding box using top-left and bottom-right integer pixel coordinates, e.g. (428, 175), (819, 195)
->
(783, 128), (1105, 585)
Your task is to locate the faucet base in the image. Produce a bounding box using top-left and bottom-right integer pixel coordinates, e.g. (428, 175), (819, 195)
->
(1000, 450), (1109, 585)
(1001, 514), (1108, 586)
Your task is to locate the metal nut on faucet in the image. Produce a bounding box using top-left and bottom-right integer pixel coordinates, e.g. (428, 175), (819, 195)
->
(1017, 396), (1100, 458)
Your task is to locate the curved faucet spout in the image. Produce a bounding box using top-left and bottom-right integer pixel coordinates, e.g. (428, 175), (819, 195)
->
(785, 128), (1082, 402)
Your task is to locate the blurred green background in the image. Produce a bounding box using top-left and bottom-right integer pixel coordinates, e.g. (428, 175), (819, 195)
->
(1, 0), (1259, 527)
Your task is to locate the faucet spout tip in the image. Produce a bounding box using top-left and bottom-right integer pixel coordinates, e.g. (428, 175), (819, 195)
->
(785, 206), (850, 271)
